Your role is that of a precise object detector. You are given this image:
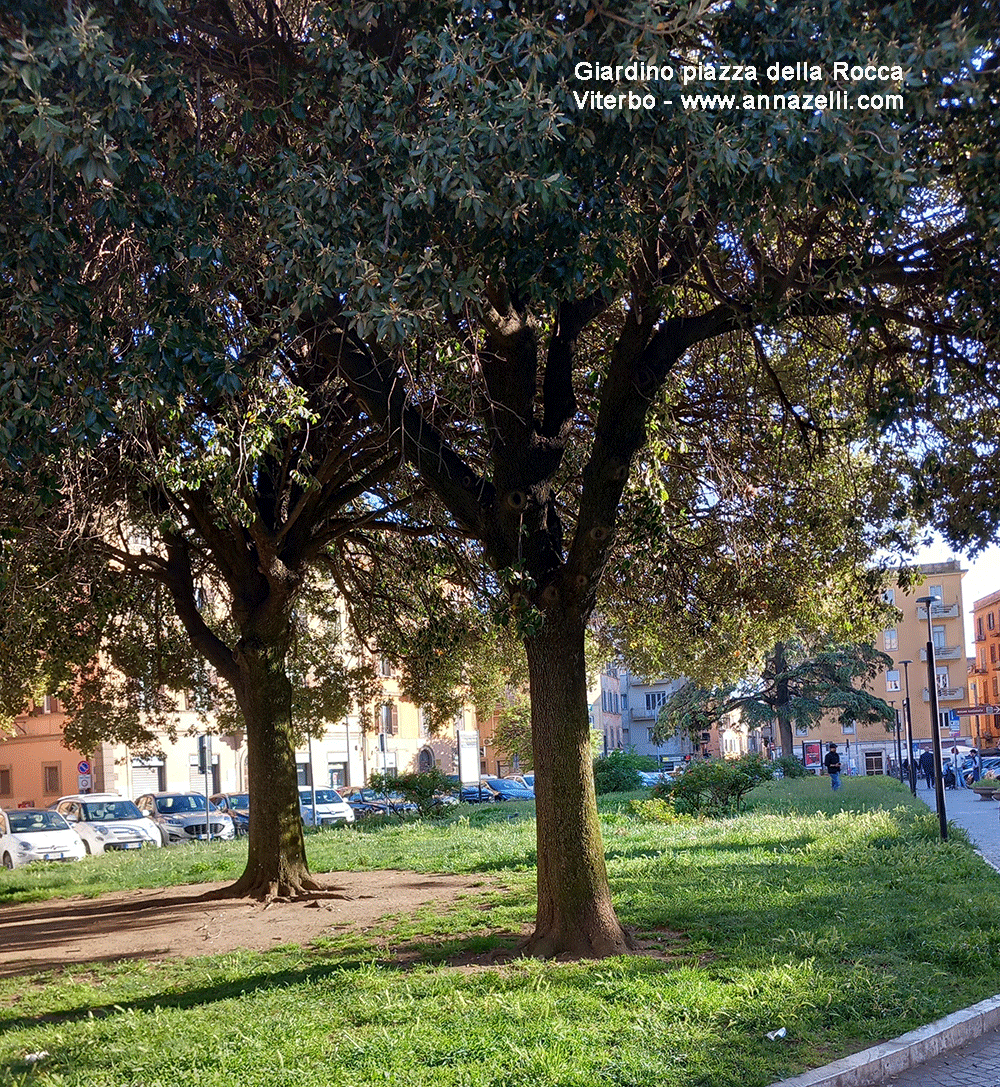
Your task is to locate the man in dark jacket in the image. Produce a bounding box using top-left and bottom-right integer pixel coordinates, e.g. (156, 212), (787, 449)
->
(919, 748), (936, 789)
(824, 742), (843, 791)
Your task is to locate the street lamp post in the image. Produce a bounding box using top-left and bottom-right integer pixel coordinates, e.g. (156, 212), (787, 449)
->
(900, 659), (917, 796)
(890, 699), (903, 782)
(916, 596), (948, 841)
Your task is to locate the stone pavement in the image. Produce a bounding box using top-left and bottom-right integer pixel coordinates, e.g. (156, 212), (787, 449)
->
(769, 780), (1000, 1087)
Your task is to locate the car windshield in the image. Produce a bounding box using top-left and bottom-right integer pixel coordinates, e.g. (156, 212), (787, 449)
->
(9, 811), (68, 833)
(222, 794), (249, 810)
(154, 795), (219, 814)
(300, 789), (343, 805)
(81, 800), (144, 821)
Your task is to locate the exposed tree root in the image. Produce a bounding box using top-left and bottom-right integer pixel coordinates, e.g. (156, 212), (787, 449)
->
(516, 922), (637, 960)
(199, 872), (332, 903)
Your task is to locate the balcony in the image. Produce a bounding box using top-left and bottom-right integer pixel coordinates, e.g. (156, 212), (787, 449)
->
(922, 686), (965, 702)
(917, 603), (960, 620)
(919, 645), (964, 662)
(629, 708), (657, 722)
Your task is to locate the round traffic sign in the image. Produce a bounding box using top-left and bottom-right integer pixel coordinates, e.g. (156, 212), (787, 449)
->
(77, 760), (90, 774)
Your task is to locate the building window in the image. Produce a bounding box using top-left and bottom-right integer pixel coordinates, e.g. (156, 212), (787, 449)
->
(379, 657), (393, 677)
(380, 702), (398, 735)
(883, 629), (898, 651)
(42, 764), (61, 795)
(882, 588), (895, 606)
(932, 625), (946, 651)
(647, 728), (660, 745)
(601, 690), (608, 713)
(327, 762), (347, 788)
(296, 762), (312, 786)
(621, 693), (628, 711)
(994, 676), (999, 699)
(928, 585), (943, 607)
(841, 722), (856, 734)
(0, 767), (11, 797)
(418, 748), (434, 772)
(886, 669), (900, 692)
(936, 666), (950, 691)
(645, 691), (668, 712)
(992, 643), (997, 664)
(979, 617), (986, 640)
(989, 612), (997, 631)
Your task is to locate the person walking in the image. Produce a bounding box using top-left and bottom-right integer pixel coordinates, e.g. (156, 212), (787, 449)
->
(824, 742), (843, 792)
(919, 748), (935, 789)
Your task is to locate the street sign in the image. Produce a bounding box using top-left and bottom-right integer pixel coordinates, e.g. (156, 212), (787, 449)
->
(953, 706), (1000, 715)
(77, 760), (90, 774)
(77, 774), (92, 792)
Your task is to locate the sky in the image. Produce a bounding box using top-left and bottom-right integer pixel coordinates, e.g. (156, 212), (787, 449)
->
(912, 539), (1000, 656)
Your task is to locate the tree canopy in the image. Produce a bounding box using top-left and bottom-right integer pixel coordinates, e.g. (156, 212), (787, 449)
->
(2, 0), (998, 953)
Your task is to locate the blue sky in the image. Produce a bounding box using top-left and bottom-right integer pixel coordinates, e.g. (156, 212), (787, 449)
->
(912, 539), (1000, 655)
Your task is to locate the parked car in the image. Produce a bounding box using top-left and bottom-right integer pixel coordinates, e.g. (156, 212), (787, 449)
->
(209, 793), (250, 837)
(299, 787), (355, 827)
(51, 794), (162, 854)
(134, 792), (235, 844)
(459, 778), (535, 804)
(1, 808), (87, 869)
(339, 787), (416, 818)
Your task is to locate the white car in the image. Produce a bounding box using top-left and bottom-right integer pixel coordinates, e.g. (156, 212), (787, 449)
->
(299, 787), (355, 827)
(51, 794), (161, 855)
(0, 808), (87, 869)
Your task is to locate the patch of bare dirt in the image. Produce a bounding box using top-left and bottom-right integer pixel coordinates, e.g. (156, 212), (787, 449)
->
(0, 871), (486, 978)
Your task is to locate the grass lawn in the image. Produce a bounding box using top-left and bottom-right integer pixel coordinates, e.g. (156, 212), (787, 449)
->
(2, 776), (999, 1086)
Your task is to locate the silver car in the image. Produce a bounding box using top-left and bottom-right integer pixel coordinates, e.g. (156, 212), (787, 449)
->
(134, 792), (235, 844)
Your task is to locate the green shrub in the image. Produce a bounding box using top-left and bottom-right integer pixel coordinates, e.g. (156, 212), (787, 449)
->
(627, 797), (693, 824)
(658, 754), (774, 815)
(369, 768), (454, 816)
(593, 750), (659, 794)
(774, 754), (808, 778)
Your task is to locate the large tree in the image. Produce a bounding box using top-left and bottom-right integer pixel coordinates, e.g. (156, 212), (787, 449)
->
(653, 641), (898, 759)
(3, 1), (998, 953)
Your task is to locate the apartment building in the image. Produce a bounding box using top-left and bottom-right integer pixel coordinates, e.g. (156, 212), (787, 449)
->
(590, 664), (623, 754)
(968, 588), (1000, 750)
(1, 660), (480, 809)
(805, 559), (968, 775)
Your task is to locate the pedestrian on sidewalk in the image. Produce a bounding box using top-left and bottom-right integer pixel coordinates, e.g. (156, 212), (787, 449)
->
(919, 748), (935, 789)
(951, 746), (968, 788)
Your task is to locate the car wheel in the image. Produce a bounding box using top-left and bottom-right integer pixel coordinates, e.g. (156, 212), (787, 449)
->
(2, 852), (12, 870)
(82, 840), (91, 855)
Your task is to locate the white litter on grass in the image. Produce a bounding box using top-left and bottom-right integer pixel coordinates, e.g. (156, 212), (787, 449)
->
(23, 1051), (49, 1063)
(765, 1028), (787, 1041)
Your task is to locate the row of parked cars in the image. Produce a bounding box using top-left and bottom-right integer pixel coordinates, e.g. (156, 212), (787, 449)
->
(0, 776), (539, 869)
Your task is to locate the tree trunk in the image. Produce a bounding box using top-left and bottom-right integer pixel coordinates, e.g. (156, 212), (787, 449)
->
(210, 643), (317, 900)
(773, 642), (794, 758)
(522, 607), (634, 958)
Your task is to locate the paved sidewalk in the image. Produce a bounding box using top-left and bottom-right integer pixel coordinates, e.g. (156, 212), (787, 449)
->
(883, 1025), (1000, 1086)
(911, 775), (1000, 872)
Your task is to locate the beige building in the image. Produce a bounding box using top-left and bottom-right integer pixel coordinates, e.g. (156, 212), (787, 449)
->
(969, 588), (1000, 750)
(1, 661), (480, 809)
(804, 559), (968, 774)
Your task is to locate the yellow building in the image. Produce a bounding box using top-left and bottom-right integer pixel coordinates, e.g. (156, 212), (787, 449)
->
(969, 588), (1000, 750)
(803, 560), (967, 775)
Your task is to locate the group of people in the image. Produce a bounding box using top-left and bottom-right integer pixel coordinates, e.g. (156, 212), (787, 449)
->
(823, 742), (983, 792)
(902, 746), (983, 790)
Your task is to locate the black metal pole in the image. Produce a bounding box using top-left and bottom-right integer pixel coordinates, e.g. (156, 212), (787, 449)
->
(901, 660), (917, 796)
(894, 704), (904, 782)
(916, 597), (947, 841)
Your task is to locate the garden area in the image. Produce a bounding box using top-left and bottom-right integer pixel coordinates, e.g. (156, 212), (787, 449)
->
(2, 776), (999, 1087)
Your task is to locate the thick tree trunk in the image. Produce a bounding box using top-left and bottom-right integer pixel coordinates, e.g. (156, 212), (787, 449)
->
(522, 608), (634, 958)
(210, 644), (317, 900)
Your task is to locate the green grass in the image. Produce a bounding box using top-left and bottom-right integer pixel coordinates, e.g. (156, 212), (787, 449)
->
(2, 780), (999, 1087)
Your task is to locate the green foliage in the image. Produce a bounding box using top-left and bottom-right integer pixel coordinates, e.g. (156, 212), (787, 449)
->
(593, 750), (659, 795)
(369, 768), (453, 817)
(774, 755), (808, 779)
(489, 695), (533, 769)
(626, 797), (692, 825)
(659, 754), (774, 816)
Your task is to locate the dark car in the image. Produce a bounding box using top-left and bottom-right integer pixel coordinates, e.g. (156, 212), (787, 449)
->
(459, 778), (535, 804)
(209, 793), (250, 837)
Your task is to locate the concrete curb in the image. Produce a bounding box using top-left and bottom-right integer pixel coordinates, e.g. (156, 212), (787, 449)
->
(767, 993), (1000, 1087)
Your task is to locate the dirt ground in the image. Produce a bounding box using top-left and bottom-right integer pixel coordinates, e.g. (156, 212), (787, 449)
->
(0, 871), (496, 978)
